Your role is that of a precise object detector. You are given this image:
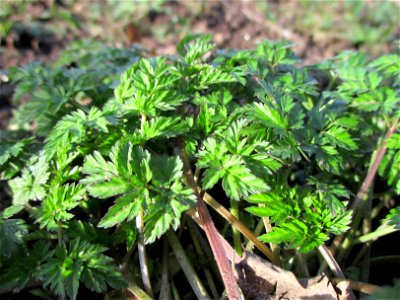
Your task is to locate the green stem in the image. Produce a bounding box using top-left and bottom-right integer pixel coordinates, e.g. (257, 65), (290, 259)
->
(140, 113), (147, 132)
(326, 73), (337, 91)
(171, 280), (181, 300)
(352, 244), (370, 267)
(355, 225), (398, 244)
(166, 230), (210, 300)
(260, 212), (281, 266)
(203, 191), (274, 262)
(136, 208), (154, 298)
(230, 199), (242, 256)
(244, 218), (265, 252)
(360, 186), (373, 284)
(121, 243), (135, 274)
(57, 220), (63, 245)
(370, 255), (400, 265)
(371, 201), (386, 220)
(203, 269), (219, 300)
(194, 166), (201, 185)
(159, 238), (171, 300)
(123, 273), (153, 300)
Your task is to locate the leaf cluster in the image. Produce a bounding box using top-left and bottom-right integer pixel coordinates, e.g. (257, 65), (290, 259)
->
(1, 35), (399, 298)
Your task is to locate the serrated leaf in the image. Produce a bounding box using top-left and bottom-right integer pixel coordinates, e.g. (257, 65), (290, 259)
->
(252, 102), (287, 134)
(9, 155), (50, 205)
(86, 177), (130, 199)
(150, 155), (184, 185)
(33, 183), (86, 230)
(221, 164), (268, 200)
(178, 34), (215, 64)
(194, 64), (237, 89)
(144, 196), (192, 244)
(0, 140), (26, 166)
(323, 126), (358, 150)
(81, 141), (152, 226)
(141, 116), (187, 141)
(42, 238), (125, 300)
(0, 218), (28, 258)
(386, 134), (400, 149)
(98, 192), (144, 228)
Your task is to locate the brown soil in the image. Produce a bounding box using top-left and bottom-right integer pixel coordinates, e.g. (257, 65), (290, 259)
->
(0, 0), (398, 130)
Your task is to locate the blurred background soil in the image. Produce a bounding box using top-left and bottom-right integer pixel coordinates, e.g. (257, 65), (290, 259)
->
(1, 0), (399, 128)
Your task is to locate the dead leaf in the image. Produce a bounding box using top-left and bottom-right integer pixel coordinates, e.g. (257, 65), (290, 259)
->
(235, 252), (340, 300)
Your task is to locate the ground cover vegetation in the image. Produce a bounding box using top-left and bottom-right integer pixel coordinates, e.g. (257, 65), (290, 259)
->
(1, 0), (399, 70)
(0, 33), (399, 299)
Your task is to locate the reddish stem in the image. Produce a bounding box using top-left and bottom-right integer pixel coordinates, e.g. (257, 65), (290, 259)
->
(180, 145), (242, 300)
(351, 124), (397, 213)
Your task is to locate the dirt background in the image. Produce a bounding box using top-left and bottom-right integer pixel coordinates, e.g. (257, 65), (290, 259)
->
(1, 0), (399, 68)
(1, 0), (399, 130)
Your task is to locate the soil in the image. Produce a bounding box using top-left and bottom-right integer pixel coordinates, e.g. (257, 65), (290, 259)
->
(2, 0), (397, 131)
(3, 1), (397, 69)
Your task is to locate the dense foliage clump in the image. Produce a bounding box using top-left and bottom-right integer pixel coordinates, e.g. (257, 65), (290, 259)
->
(1, 35), (399, 299)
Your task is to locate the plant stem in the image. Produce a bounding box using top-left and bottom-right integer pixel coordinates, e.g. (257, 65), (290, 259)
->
(188, 219), (220, 299)
(187, 218), (218, 266)
(297, 253), (310, 277)
(121, 243), (135, 274)
(318, 244), (345, 279)
(171, 280), (181, 300)
(203, 191), (274, 262)
(230, 199), (242, 256)
(57, 220), (63, 245)
(332, 278), (382, 295)
(259, 210), (281, 266)
(320, 124), (397, 273)
(136, 208), (154, 298)
(244, 218), (265, 252)
(360, 187), (373, 285)
(186, 207), (241, 263)
(203, 268), (219, 300)
(159, 238), (170, 300)
(352, 244), (370, 267)
(194, 166), (201, 185)
(136, 112), (154, 296)
(140, 113), (147, 131)
(354, 225), (398, 244)
(123, 273), (153, 300)
(351, 123), (397, 213)
(370, 255), (400, 265)
(179, 145), (242, 300)
(166, 230), (210, 300)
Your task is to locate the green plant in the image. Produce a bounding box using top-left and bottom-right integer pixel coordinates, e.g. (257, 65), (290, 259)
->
(259, 1), (399, 55)
(1, 35), (399, 299)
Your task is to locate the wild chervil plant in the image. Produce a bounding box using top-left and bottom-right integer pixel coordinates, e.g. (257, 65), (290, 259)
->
(0, 35), (399, 299)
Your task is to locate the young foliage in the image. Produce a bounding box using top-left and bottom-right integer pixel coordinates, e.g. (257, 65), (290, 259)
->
(0, 205), (27, 258)
(81, 140), (196, 243)
(2, 34), (399, 299)
(32, 183), (86, 230)
(9, 154), (50, 205)
(246, 184), (352, 253)
(41, 238), (124, 300)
